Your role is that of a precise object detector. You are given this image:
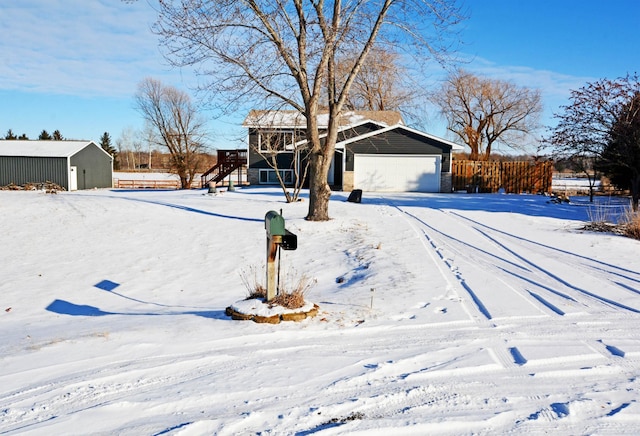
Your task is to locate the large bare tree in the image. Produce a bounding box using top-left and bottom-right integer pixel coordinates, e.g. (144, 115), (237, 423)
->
(432, 69), (542, 160)
(153, 0), (462, 220)
(339, 49), (412, 112)
(134, 77), (208, 189)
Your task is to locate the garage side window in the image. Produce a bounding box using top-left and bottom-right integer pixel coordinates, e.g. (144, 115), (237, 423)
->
(258, 130), (293, 153)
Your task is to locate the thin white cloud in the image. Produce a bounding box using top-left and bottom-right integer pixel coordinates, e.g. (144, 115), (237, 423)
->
(425, 54), (599, 129)
(416, 54), (602, 151)
(0, 0), (182, 97)
(466, 56), (595, 104)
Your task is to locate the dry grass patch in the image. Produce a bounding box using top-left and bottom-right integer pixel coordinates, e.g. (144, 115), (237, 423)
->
(583, 201), (640, 240)
(620, 208), (640, 240)
(270, 290), (306, 309)
(239, 265), (316, 309)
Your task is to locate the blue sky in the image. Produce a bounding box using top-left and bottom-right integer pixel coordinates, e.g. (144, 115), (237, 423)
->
(1, 0), (639, 152)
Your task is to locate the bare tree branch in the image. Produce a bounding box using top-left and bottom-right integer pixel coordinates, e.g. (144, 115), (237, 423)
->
(134, 77), (208, 188)
(432, 69), (542, 160)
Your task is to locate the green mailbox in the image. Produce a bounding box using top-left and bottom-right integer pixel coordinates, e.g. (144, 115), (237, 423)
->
(265, 210), (297, 251)
(264, 210), (297, 301)
(265, 210), (286, 237)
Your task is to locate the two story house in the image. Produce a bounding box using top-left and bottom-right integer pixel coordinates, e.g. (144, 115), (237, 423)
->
(243, 110), (462, 193)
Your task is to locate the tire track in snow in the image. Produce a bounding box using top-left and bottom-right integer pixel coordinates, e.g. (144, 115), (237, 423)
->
(415, 219), (494, 321)
(451, 212), (640, 288)
(373, 204), (485, 323)
(382, 201), (640, 328)
(423, 208), (640, 431)
(394, 205), (557, 321)
(307, 201), (640, 435)
(375, 200), (640, 426)
(0, 350), (242, 434)
(447, 210), (640, 315)
(480, 227), (640, 313)
(352, 204), (591, 427)
(397, 202), (640, 318)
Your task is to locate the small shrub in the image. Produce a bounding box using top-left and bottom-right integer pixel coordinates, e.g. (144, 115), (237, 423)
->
(247, 286), (267, 300)
(587, 199), (615, 224)
(621, 207), (640, 240)
(239, 265), (267, 299)
(583, 198), (622, 233)
(271, 289), (306, 309)
(271, 270), (316, 309)
(239, 265), (316, 309)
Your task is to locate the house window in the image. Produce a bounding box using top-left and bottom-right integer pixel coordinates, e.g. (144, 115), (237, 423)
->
(258, 130), (294, 152)
(259, 169), (293, 184)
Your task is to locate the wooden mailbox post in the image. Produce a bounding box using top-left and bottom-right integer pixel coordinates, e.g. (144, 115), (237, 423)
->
(264, 211), (297, 301)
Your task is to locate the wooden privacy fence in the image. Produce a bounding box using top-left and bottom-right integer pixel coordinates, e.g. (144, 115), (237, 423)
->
(451, 160), (553, 194)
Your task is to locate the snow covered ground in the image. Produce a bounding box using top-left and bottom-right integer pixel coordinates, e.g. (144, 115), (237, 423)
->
(552, 177), (601, 193)
(1, 187), (639, 435)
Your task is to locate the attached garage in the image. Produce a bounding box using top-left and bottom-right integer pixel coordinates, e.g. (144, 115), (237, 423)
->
(0, 140), (113, 190)
(340, 124), (462, 193)
(354, 154), (441, 192)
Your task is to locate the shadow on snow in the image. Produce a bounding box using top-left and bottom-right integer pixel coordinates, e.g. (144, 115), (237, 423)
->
(45, 299), (228, 320)
(45, 278), (228, 320)
(357, 192), (629, 222)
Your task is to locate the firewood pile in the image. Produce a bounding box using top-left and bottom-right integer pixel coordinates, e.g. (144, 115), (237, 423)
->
(0, 182), (65, 193)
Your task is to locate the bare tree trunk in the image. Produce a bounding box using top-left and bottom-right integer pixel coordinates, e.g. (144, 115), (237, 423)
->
(587, 172), (596, 203)
(306, 101), (340, 221)
(253, 128), (308, 203)
(484, 141), (493, 161)
(306, 151), (333, 221)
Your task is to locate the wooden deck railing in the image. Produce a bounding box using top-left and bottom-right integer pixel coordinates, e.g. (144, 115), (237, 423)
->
(201, 149), (247, 187)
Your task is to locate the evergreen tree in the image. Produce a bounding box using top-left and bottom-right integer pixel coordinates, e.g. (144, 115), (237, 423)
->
(597, 92), (640, 211)
(39, 130), (52, 140)
(52, 130), (64, 140)
(18, 133), (29, 140)
(5, 129), (17, 140)
(100, 131), (120, 170)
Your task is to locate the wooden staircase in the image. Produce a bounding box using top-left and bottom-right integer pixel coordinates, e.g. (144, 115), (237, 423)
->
(201, 149), (247, 188)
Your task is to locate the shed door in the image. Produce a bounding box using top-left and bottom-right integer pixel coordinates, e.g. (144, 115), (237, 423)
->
(69, 166), (78, 191)
(354, 154), (441, 192)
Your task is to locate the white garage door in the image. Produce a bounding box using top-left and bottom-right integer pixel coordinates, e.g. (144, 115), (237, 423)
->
(354, 154), (441, 192)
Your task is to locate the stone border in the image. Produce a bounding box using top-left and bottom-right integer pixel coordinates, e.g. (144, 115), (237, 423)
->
(225, 304), (319, 324)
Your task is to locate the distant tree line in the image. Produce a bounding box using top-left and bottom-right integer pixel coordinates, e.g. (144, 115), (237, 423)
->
(3, 129), (30, 140)
(3, 128), (64, 140)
